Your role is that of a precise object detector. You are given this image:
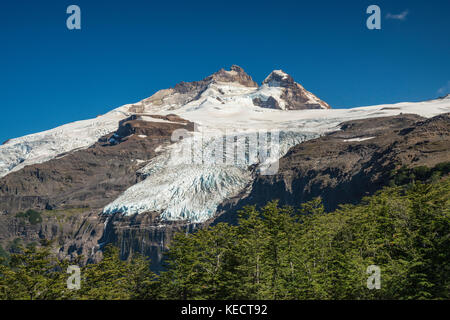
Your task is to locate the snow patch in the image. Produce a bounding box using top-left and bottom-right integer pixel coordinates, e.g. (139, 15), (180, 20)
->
(343, 136), (375, 142)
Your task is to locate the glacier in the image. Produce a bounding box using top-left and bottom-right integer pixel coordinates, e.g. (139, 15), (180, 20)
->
(102, 128), (316, 222)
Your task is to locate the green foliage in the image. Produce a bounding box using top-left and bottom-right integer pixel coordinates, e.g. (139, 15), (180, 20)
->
(0, 243), (158, 300)
(0, 245), (9, 266)
(16, 209), (43, 225)
(389, 162), (450, 187)
(0, 241), (73, 299)
(8, 238), (23, 254)
(160, 178), (450, 300)
(74, 245), (158, 300)
(75, 245), (131, 300)
(158, 223), (239, 300)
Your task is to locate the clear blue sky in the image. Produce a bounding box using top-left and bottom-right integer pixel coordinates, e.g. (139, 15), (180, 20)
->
(0, 0), (449, 143)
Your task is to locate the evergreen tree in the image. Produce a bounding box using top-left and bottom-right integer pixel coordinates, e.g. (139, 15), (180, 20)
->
(0, 241), (72, 300)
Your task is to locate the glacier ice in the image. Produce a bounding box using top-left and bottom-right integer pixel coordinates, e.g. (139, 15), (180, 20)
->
(102, 127), (315, 222)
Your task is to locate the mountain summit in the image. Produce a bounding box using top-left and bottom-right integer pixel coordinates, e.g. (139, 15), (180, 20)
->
(136, 65), (331, 113)
(256, 69), (331, 110)
(207, 65), (259, 88)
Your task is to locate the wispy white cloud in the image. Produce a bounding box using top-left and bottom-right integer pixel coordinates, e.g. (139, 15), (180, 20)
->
(437, 80), (450, 95)
(386, 10), (409, 21)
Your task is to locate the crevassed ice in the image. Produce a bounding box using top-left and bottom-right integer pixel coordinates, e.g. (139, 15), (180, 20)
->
(102, 129), (317, 223)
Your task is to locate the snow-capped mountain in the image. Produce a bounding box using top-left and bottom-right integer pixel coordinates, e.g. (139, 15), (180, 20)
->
(1, 66), (449, 225)
(0, 65), (449, 266)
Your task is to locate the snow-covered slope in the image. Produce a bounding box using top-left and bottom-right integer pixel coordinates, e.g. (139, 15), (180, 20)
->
(0, 108), (130, 178)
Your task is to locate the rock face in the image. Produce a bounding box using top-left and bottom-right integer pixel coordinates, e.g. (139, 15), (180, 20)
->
(215, 113), (450, 225)
(99, 211), (204, 271)
(174, 65), (258, 93)
(206, 65), (259, 88)
(252, 96), (281, 109)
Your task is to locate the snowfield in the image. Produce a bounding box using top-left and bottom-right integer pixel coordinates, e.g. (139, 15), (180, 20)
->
(1, 76), (449, 223)
(0, 108), (130, 178)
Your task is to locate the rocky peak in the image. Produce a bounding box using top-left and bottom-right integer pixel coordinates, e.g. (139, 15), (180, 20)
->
(173, 65), (258, 94)
(256, 69), (331, 110)
(162, 65), (258, 106)
(207, 65), (258, 88)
